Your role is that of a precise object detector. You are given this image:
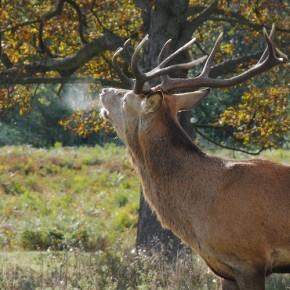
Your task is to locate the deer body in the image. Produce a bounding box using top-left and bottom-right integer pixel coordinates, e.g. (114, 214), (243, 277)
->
(127, 95), (290, 281)
(100, 25), (289, 289)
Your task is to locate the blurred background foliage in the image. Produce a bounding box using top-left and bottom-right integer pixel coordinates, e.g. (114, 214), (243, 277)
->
(0, 0), (289, 150)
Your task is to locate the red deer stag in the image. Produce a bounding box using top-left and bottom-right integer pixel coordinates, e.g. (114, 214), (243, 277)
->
(100, 25), (289, 290)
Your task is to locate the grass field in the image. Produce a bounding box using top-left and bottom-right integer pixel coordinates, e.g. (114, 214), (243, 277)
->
(0, 145), (289, 289)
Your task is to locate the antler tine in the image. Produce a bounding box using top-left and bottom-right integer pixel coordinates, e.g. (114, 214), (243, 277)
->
(158, 39), (172, 65)
(160, 27), (287, 93)
(259, 24), (287, 64)
(152, 37), (207, 87)
(200, 32), (223, 77)
(149, 37), (207, 90)
(123, 38), (131, 50)
(117, 25), (287, 95)
(112, 40), (134, 88)
(258, 24), (275, 64)
(131, 34), (149, 93)
(133, 36), (207, 92)
(122, 38), (132, 58)
(148, 55), (208, 78)
(156, 39), (172, 86)
(159, 38), (197, 68)
(263, 28), (277, 58)
(128, 35), (208, 94)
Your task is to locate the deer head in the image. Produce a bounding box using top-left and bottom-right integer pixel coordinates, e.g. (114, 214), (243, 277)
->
(100, 24), (287, 146)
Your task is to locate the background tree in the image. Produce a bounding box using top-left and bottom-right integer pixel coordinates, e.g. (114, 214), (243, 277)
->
(0, 0), (289, 257)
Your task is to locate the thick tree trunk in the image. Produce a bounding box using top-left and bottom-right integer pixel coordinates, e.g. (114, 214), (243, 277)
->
(135, 0), (194, 258)
(136, 192), (186, 260)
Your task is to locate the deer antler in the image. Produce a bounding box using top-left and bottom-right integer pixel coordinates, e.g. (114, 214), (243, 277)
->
(112, 39), (134, 88)
(113, 36), (207, 93)
(112, 24), (287, 94)
(157, 24), (288, 93)
(130, 35), (208, 93)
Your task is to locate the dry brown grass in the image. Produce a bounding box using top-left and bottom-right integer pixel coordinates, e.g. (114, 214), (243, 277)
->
(0, 249), (289, 290)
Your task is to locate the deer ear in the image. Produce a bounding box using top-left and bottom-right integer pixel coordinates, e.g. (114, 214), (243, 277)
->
(142, 91), (163, 114)
(174, 88), (210, 111)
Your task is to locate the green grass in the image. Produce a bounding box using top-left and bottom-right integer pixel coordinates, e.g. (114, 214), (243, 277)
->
(0, 145), (289, 289)
(208, 148), (290, 164)
(0, 144), (139, 251)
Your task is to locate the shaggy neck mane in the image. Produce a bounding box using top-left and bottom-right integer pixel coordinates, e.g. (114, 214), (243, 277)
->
(141, 111), (205, 158)
(127, 111), (210, 239)
(128, 110), (206, 181)
(166, 116), (205, 156)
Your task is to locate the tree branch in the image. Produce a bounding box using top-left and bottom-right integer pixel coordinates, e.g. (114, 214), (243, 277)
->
(194, 40), (208, 55)
(0, 20), (40, 33)
(0, 1), (125, 89)
(38, 0), (65, 56)
(187, 5), (290, 34)
(0, 31), (124, 77)
(0, 76), (124, 88)
(195, 127), (265, 155)
(38, 0), (89, 56)
(212, 13), (290, 34)
(66, 0), (88, 44)
(188, 0), (218, 29)
(89, 2), (109, 32)
(185, 0), (218, 37)
(0, 29), (13, 68)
